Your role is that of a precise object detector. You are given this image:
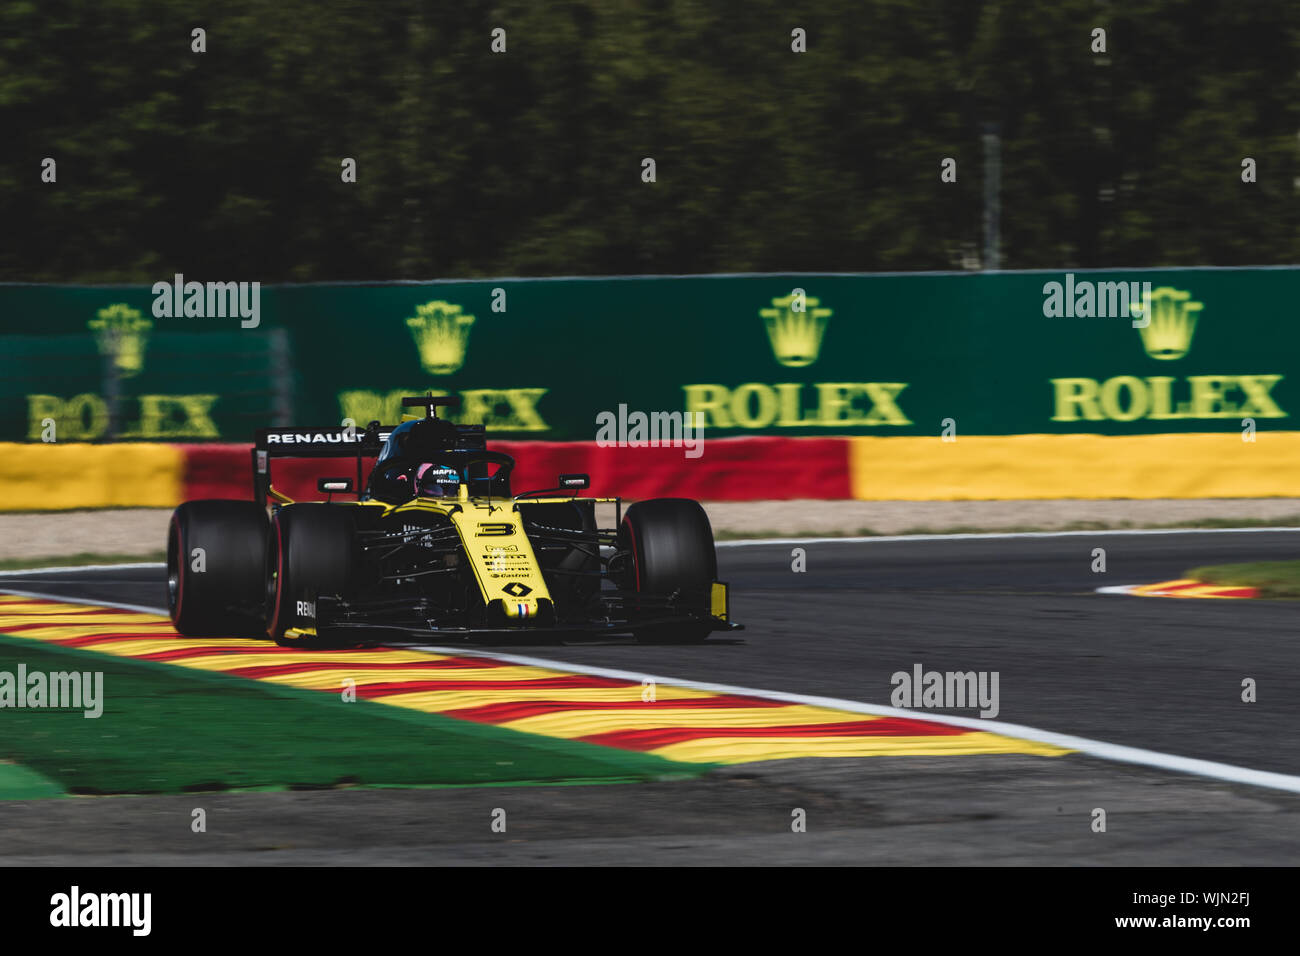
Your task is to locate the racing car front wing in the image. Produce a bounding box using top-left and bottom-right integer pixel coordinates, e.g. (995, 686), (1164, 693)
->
(308, 583), (740, 641)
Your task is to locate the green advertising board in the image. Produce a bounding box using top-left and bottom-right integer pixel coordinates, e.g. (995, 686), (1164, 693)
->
(0, 268), (1291, 441)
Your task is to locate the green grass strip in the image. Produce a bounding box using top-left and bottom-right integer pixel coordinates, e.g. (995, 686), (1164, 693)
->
(0, 760), (65, 799)
(0, 632), (709, 797)
(1185, 560), (1300, 599)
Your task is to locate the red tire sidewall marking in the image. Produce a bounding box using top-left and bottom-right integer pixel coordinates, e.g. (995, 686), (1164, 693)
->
(268, 516), (286, 637)
(171, 517), (184, 622)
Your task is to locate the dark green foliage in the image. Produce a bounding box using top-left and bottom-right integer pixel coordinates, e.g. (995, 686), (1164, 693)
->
(1, 0), (1296, 281)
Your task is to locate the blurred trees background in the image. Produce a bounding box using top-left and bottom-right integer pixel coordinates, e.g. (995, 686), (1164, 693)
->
(1, 0), (1296, 282)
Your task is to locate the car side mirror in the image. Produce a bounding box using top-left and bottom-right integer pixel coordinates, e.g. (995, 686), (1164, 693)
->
(318, 477), (355, 494)
(558, 473), (589, 490)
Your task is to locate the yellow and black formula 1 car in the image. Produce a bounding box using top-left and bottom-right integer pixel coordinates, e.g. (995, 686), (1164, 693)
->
(166, 396), (739, 647)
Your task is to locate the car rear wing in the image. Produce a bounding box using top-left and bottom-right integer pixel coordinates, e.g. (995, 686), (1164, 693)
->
(251, 420), (486, 503)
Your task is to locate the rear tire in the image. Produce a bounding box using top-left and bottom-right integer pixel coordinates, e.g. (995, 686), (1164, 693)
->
(618, 498), (717, 644)
(266, 504), (358, 647)
(168, 500), (269, 637)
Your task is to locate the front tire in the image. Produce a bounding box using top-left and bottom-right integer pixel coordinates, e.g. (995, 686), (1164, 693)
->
(618, 498), (717, 644)
(168, 500), (269, 637)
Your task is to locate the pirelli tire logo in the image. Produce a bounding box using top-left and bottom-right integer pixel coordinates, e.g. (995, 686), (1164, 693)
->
(1050, 287), (1286, 424)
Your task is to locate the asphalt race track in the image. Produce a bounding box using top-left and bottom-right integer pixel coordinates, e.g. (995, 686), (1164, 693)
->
(4, 529), (1300, 865)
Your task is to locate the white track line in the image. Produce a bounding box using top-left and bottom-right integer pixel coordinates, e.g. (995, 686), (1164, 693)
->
(0, 562), (165, 576)
(1095, 584), (1147, 597)
(406, 644), (1300, 795)
(718, 526), (1300, 547)
(5, 561), (1300, 795)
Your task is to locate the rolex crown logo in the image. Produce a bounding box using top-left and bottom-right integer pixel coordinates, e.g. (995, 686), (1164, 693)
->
(406, 300), (476, 375)
(761, 294), (832, 367)
(1133, 286), (1202, 360)
(88, 303), (152, 377)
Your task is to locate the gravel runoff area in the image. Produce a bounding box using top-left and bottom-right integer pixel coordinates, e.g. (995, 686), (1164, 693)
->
(1, 499), (1300, 562)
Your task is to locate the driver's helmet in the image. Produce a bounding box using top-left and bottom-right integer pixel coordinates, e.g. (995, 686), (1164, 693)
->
(411, 462), (460, 498)
(372, 418), (463, 501)
(376, 417), (459, 465)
